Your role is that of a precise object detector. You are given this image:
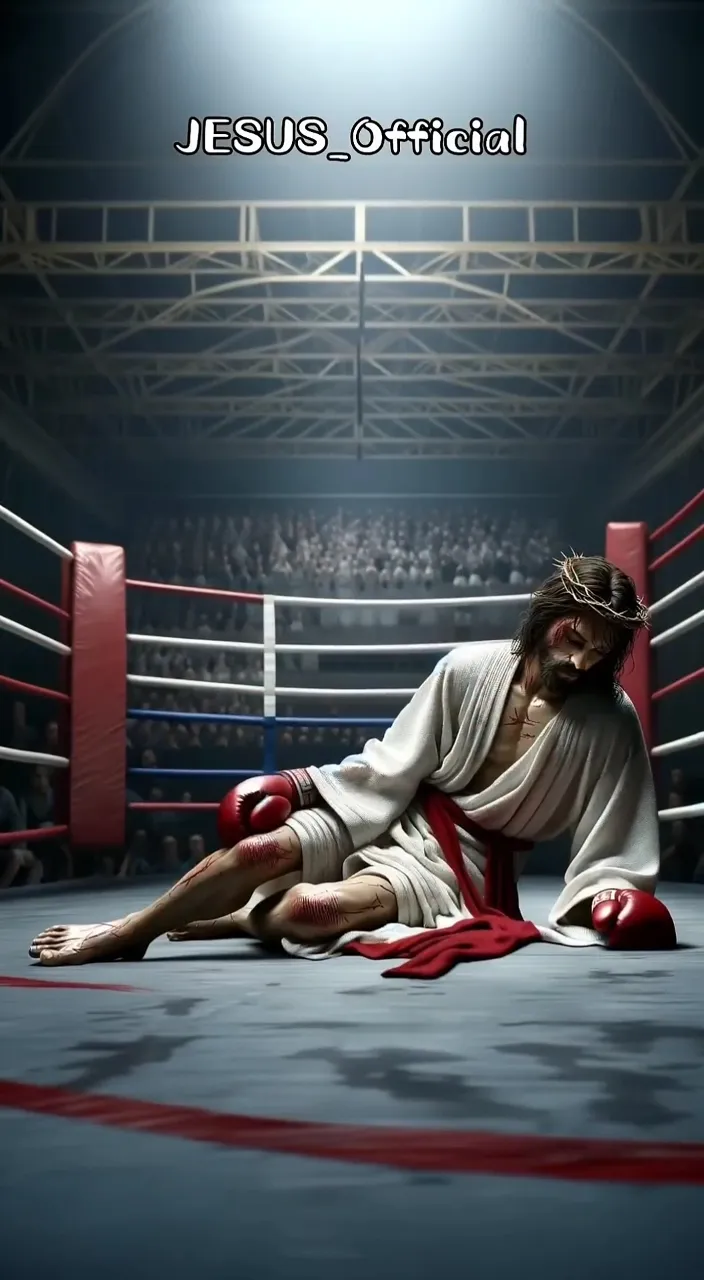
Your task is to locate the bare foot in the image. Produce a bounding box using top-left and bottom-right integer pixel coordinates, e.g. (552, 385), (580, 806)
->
(167, 911), (251, 942)
(28, 918), (148, 966)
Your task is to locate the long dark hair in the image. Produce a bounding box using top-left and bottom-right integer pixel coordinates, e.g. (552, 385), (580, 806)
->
(512, 555), (647, 698)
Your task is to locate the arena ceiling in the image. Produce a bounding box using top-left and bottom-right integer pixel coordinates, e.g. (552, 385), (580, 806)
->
(1, 0), (704, 517)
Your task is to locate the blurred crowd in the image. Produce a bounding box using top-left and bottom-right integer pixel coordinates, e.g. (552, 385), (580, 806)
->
(126, 506), (559, 747)
(129, 507), (558, 596)
(1, 505), (701, 886)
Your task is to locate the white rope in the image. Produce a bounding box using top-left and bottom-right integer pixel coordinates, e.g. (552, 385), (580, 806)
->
(275, 685), (416, 699)
(650, 607), (704, 649)
(128, 632), (264, 653)
(649, 568), (704, 617)
(127, 673), (416, 699)
(262, 594), (277, 721)
(658, 801), (704, 820)
(128, 633), (491, 656)
(0, 503), (72, 560)
(269, 591), (530, 608)
(275, 640), (470, 655)
(127, 673), (263, 696)
(651, 730), (704, 758)
(0, 613), (71, 655)
(0, 745), (69, 768)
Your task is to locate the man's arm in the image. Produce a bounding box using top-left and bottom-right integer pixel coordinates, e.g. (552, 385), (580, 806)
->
(300, 651), (463, 852)
(219, 647), (472, 861)
(551, 699), (659, 923)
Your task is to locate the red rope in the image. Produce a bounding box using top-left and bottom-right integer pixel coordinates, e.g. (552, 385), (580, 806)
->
(0, 578), (69, 620)
(649, 522), (703, 573)
(652, 667), (704, 702)
(649, 488), (704, 544)
(126, 579), (263, 604)
(128, 802), (219, 812)
(0, 674), (70, 704)
(0, 825), (68, 848)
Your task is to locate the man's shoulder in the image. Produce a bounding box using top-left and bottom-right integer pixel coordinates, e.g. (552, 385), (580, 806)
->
(443, 640), (513, 679)
(574, 686), (644, 745)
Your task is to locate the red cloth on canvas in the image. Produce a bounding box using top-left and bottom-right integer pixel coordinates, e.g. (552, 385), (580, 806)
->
(345, 788), (541, 978)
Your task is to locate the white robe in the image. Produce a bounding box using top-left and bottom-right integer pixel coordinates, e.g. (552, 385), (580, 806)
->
(258, 641), (660, 957)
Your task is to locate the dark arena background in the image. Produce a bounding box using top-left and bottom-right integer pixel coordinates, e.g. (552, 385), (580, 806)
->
(1, 1), (704, 1276)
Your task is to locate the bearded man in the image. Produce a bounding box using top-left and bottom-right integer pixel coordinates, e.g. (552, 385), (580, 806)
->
(29, 555), (676, 975)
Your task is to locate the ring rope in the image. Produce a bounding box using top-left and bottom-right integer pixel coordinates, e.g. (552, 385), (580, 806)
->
(128, 708), (265, 725)
(126, 579), (532, 610)
(651, 730), (704, 758)
(278, 715), (393, 728)
(128, 673), (263, 696)
(127, 708), (394, 728)
(0, 504), (72, 561)
(649, 607), (704, 649)
(0, 745), (69, 768)
(129, 768), (259, 779)
(0, 614), (71, 656)
(127, 673), (417, 699)
(0, 579), (70, 621)
(649, 487), (704, 543)
(127, 632), (468, 656)
(0, 824), (69, 849)
(652, 668), (704, 703)
(0, 674), (71, 704)
(649, 522), (704, 574)
(648, 568), (704, 617)
(129, 802), (219, 812)
(269, 591), (531, 609)
(658, 801), (704, 821)
(277, 685), (416, 699)
(128, 632), (264, 653)
(126, 578), (262, 604)
(276, 640), (464, 654)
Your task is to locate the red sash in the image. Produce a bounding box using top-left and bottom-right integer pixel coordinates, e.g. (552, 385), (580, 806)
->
(345, 787), (541, 978)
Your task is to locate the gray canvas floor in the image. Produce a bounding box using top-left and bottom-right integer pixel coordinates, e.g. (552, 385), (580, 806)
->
(1, 878), (703, 1280)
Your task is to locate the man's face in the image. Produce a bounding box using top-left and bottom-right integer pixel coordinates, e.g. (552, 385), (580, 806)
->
(538, 614), (613, 698)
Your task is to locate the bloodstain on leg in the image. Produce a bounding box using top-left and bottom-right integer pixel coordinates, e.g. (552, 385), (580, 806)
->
(287, 887), (344, 930)
(234, 833), (293, 871)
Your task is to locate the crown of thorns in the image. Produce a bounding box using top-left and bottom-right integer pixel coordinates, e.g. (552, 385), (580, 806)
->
(549, 553), (650, 629)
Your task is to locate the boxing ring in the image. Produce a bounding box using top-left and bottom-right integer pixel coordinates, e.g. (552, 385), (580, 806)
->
(1, 500), (702, 847)
(1, 494), (704, 1280)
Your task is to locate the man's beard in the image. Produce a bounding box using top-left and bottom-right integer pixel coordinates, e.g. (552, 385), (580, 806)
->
(538, 651), (584, 698)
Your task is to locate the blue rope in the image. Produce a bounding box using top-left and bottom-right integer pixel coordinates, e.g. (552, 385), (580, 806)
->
(128, 709), (264, 725)
(127, 708), (392, 729)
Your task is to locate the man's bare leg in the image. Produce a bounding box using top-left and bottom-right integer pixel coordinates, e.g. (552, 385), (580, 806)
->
(167, 874), (397, 946)
(166, 900), (279, 943)
(254, 872), (397, 944)
(28, 827), (301, 966)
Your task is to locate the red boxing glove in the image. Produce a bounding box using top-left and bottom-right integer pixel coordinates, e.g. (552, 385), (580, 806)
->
(591, 888), (676, 950)
(217, 769), (316, 847)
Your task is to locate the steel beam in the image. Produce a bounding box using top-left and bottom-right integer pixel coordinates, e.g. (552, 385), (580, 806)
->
(0, 197), (701, 463)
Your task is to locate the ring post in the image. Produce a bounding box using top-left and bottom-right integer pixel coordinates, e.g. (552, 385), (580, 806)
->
(69, 543), (127, 848)
(605, 522), (652, 751)
(262, 595), (277, 773)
